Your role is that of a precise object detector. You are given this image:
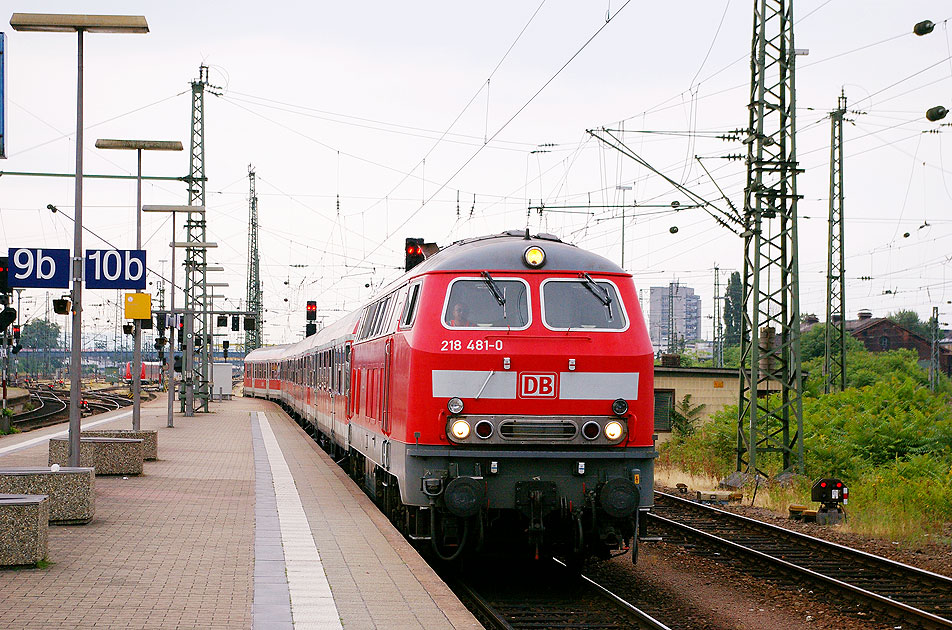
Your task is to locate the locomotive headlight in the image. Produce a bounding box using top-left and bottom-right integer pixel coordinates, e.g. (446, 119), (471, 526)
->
(523, 246), (546, 268)
(447, 397), (464, 415)
(611, 398), (629, 416)
(604, 420), (625, 441)
(450, 419), (471, 440)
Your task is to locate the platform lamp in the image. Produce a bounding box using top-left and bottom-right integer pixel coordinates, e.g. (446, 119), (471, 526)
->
(96, 139), (183, 432)
(143, 205), (205, 428)
(10, 13), (149, 467)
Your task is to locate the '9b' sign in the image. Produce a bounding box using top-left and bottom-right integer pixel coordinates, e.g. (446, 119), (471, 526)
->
(9, 248), (71, 288)
(85, 250), (146, 289)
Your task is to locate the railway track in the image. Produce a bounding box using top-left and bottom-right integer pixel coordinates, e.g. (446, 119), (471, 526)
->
(650, 490), (952, 629)
(10, 386), (133, 431)
(451, 557), (671, 630)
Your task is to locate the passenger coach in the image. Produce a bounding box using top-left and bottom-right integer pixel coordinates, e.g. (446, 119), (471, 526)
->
(245, 230), (656, 563)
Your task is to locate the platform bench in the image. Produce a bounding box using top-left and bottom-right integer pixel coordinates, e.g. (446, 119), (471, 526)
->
(48, 437), (144, 476)
(0, 494), (49, 567)
(0, 468), (95, 524)
(81, 430), (157, 461)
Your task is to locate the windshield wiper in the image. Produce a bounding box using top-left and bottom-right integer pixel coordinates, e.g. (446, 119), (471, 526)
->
(580, 272), (613, 319)
(481, 271), (506, 306)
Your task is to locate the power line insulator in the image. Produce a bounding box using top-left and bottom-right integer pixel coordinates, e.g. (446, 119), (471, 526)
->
(914, 20), (935, 36)
(926, 106), (948, 122)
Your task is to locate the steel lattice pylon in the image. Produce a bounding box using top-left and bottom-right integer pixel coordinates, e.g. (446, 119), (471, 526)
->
(714, 266), (724, 368)
(824, 92), (847, 394)
(245, 165), (262, 352)
(182, 65), (215, 415)
(737, 0), (804, 475)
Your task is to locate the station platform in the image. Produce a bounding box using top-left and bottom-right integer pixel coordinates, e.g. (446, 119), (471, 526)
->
(0, 394), (482, 630)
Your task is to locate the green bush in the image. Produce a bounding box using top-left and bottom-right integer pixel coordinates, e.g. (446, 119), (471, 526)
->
(660, 344), (952, 541)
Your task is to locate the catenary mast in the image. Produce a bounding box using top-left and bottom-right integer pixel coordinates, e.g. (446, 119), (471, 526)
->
(736, 0), (804, 475)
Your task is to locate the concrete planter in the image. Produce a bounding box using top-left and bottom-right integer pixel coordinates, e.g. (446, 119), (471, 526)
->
(81, 430), (157, 461)
(0, 468), (95, 524)
(0, 494), (49, 566)
(48, 437), (144, 476)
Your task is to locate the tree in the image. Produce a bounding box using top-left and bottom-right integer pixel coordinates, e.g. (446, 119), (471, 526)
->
(799, 323), (864, 362)
(723, 271), (743, 346)
(21, 319), (61, 350)
(670, 394), (707, 439)
(887, 310), (932, 339)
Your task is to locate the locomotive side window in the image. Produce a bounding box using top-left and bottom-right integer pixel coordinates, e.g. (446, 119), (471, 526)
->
(401, 282), (422, 328)
(442, 278), (530, 329)
(541, 278), (628, 331)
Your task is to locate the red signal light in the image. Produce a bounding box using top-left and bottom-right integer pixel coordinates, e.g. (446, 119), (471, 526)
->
(820, 482), (827, 488)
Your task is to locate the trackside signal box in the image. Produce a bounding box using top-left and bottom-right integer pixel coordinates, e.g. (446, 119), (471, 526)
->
(811, 478), (847, 526)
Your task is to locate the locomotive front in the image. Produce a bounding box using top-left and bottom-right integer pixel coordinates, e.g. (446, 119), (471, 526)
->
(393, 232), (656, 563)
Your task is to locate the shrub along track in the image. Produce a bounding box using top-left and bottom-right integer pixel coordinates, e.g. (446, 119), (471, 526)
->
(649, 490), (952, 630)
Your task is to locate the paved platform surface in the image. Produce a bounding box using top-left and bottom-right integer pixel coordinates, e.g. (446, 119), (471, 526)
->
(0, 394), (482, 630)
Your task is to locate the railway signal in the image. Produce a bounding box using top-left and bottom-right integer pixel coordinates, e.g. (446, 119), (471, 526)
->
(306, 300), (317, 320)
(405, 238), (425, 271)
(232, 315), (240, 331)
(0, 307), (15, 330)
(222, 340), (229, 360)
(0, 256), (9, 293)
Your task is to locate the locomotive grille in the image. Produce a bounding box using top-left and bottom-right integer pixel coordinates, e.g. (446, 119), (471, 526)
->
(499, 419), (578, 440)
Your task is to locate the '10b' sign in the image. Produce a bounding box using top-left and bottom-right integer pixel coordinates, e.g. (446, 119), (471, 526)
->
(7, 248), (146, 289)
(85, 249), (146, 289)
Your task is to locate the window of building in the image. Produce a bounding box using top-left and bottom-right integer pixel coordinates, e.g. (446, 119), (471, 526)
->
(880, 335), (890, 349)
(654, 390), (675, 432)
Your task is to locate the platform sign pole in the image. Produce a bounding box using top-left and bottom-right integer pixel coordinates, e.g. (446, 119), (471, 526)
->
(67, 29), (85, 468)
(132, 149), (142, 430)
(168, 211), (176, 428)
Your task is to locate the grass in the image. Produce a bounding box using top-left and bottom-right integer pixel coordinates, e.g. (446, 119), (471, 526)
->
(657, 462), (952, 548)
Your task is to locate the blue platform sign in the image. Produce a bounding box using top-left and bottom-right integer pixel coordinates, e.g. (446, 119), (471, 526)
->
(84, 249), (146, 289)
(8, 247), (71, 288)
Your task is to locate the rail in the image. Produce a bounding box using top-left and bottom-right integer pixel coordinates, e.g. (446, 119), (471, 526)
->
(650, 490), (952, 629)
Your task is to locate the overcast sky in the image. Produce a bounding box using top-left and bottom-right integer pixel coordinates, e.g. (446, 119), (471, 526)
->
(2, 1), (951, 346)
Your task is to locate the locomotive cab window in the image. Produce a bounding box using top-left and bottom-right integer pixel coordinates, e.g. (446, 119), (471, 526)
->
(442, 277), (530, 329)
(541, 278), (628, 331)
(401, 282), (422, 329)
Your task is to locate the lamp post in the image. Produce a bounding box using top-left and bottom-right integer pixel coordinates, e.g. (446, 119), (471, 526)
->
(11, 13), (149, 466)
(95, 139), (183, 431)
(143, 205), (206, 428)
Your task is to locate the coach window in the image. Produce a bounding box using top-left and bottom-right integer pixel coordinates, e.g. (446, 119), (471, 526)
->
(442, 277), (530, 329)
(401, 282), (422, 329)
(541, 278), (628, 331)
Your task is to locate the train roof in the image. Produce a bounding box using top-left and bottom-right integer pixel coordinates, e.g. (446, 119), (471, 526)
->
(410, 230), (626, 276)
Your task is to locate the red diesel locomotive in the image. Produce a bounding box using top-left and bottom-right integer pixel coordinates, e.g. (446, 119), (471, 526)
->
(245, 230), (656, 563)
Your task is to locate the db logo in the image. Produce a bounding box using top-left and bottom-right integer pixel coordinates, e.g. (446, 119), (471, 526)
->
(519, 373), (558, 398)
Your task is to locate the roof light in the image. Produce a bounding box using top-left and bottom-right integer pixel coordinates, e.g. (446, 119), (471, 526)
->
(524, 246), (546, 268)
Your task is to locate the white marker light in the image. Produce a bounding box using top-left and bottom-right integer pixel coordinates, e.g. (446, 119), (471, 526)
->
(451, 419), (471, 440)
(604, 420), (624, 441)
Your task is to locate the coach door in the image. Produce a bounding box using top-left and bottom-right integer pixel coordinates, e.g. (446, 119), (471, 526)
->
(382, 338), (393, 435)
